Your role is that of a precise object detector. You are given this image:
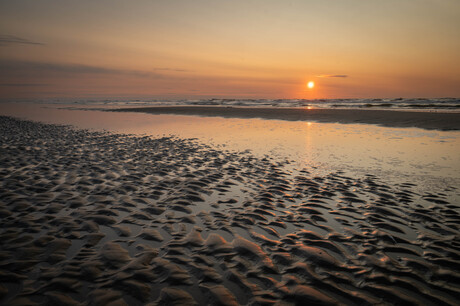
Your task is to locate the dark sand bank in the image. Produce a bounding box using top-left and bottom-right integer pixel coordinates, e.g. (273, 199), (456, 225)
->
(1, 116), (460, 305)
(112, 106), (460, 130)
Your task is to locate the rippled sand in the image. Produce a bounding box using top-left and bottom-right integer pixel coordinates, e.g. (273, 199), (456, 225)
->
(1, 116), (459, 305)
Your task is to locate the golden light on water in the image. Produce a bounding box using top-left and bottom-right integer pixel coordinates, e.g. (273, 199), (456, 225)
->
(307, 81), (315, 89)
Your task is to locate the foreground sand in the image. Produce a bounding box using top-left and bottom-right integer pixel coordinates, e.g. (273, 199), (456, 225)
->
(112, 106), (460, 130)
(1, 116), (460, 305)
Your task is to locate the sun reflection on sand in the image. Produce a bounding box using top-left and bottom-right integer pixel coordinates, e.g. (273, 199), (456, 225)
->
(1, 103), (459, 192)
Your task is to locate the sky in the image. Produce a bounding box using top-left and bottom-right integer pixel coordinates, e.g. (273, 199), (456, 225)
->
(1, 0), (459, 100)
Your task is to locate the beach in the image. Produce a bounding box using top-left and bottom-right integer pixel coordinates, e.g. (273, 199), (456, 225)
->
(2, 0), (460, 303)
(1, 104), (460, 305)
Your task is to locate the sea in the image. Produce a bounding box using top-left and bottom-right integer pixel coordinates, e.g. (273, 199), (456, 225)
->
(3, 97), (460, 111)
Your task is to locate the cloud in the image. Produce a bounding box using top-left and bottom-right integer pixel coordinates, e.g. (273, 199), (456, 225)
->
(0, 60), (164, 78)
(317, 74), (348, 78)
(0, 60), (191, 79)
(0, 35), (44, 46)
(152, 67), (191, 73)
(0, 83), (48, 87)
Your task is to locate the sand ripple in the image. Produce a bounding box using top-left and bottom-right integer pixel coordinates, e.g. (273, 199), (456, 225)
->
(1, 116), (459, 305)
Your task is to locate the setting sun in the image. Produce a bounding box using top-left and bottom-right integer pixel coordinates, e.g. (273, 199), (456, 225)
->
(307, 81), (315, 89)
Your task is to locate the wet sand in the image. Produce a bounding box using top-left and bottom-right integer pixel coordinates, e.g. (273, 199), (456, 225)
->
(112, 106), (460, 130)
(1, 115), (460, 305)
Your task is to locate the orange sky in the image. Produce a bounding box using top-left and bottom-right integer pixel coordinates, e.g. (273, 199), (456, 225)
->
(1, 0), (459, 100)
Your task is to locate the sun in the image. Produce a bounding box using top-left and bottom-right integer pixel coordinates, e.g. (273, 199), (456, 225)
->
(307, 81), (315, 89)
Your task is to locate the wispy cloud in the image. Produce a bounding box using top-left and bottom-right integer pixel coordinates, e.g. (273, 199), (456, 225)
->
(317, 74), (348, 78)
(0, 35), (44, 46)
(0, 83), (48, 87)
(0, 60), (163, 78)
(152, 67), (191, 73)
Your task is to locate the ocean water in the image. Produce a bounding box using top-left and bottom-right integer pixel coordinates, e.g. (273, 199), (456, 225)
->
(4, 97), (460, 111)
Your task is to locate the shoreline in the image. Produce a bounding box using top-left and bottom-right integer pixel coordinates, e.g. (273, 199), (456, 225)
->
(112, 106), (460, 130)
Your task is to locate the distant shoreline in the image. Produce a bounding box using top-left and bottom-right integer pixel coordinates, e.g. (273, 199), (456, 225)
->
(112, 106), (460, 130)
